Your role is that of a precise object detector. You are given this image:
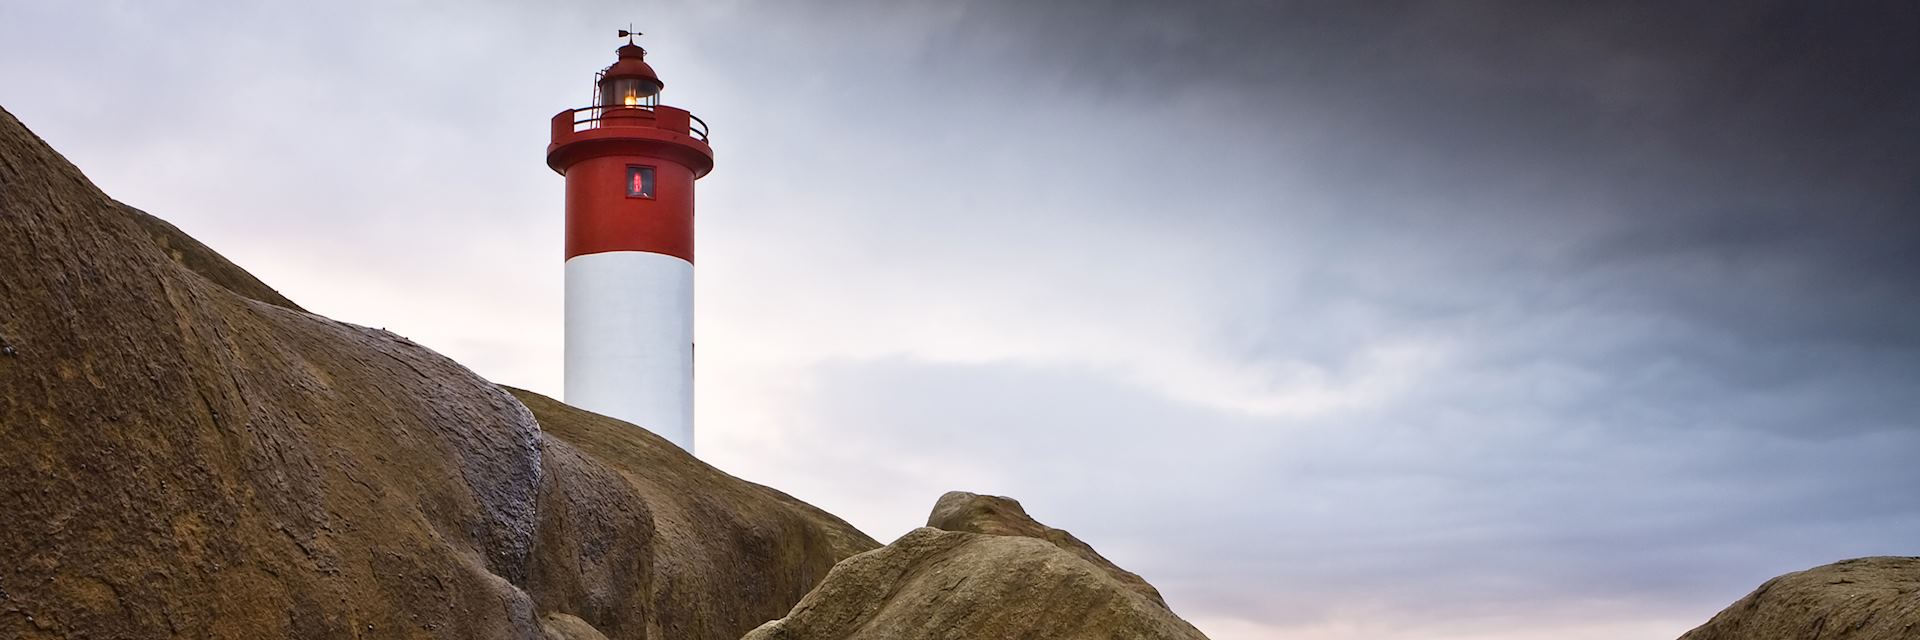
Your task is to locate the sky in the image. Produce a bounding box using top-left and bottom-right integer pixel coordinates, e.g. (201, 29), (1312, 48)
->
(4, 1), (1919, 638)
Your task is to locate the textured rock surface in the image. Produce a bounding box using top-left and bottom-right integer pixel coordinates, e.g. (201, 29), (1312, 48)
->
(0, 105), (876, 639)
(929, 490), (1168, 607)
(1678, 557), (1920, 640)
(514, 388), (879, 639)
(540, 613), (612, 640)
(744, 527), (1209, 640)
(746, 494), (1209, 639)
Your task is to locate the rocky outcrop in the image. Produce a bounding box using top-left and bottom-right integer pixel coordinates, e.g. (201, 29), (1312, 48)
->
(745, 496), (1208, 640)
(0, 105), (875, 639)
(929, 490), (1168, 607)
(1678, 557), (1920, 640)
(514, 389), (878, 639)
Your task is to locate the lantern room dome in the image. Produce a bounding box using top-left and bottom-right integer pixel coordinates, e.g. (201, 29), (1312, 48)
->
(603, 44), (664, 93)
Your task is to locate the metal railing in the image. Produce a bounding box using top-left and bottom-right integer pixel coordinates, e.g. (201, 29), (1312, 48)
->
(563, 105), (709, 142)
(687, 113), (709, 141)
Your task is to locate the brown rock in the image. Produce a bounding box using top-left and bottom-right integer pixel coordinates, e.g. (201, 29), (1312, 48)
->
(540, 613), (612, 640)
(113, 201), (304, 312)
(744, 527), (1208, 640)
(929, 490), (1169, 607)
(0, 103), (546, 639)
(0, 104), (875, 639)
(515, 388), (879, 639)
(1678, 556), (1920, 640)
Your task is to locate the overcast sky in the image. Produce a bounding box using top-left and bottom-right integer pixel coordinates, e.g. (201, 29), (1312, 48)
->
(5, 1), (1919, 639)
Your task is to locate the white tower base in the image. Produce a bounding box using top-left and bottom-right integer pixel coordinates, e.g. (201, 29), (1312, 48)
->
(564, 250), (694, 452)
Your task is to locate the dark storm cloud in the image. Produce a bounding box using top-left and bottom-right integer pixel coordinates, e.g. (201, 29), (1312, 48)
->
(904, 0), (1920, 425)
(904, 0), (1920, 246)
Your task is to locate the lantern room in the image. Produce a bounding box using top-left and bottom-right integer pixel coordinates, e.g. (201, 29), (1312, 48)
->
(599, 43), (664, 108)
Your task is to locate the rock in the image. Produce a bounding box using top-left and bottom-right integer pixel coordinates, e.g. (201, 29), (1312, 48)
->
(1678, 556), (1920, 640)
(540, 613), (611, 640)
(746, 495), (1209, 640)
(929, 490), (1168, 607)
(1, 104), (543, 639)
(113, 201), (304, 312)
(0, 104), (875, 640)
(515, 388), (878, 639)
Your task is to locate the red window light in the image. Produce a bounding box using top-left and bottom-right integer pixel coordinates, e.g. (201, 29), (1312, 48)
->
(626, 165), (656, 199)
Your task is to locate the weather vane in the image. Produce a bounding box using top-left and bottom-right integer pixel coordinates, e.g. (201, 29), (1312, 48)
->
(619, 24), (642, 45)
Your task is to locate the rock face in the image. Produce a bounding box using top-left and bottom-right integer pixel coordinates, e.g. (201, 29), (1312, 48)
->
(929, 490), (1169, 607)
(513, 389), (878, 639)
(0, 105), (875, 639)
(1678, 557), (1920, 640)
(745, 493), (1209, 640)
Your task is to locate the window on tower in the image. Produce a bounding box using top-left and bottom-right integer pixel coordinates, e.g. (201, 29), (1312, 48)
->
(626, 166), (656, 199)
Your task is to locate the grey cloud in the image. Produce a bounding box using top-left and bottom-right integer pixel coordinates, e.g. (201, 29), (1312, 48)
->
(771, 351), (1920, 631)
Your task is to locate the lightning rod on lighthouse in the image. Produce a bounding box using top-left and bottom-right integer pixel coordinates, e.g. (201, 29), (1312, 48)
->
(547, 31), (715, 453)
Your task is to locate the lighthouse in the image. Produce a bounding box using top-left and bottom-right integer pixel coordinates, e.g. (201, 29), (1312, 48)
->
(547, 32), (714, 453)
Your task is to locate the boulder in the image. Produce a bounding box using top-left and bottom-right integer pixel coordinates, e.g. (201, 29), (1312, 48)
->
(929, 490), (1168, 607)
(745, 494), (1209, 640)
(1678, 556), (1920, 640)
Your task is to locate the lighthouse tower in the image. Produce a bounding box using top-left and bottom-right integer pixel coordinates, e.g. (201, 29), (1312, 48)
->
(547, 33), (714, 453)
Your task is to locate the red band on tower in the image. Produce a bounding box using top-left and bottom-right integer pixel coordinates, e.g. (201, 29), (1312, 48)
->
(547, 44), (714, 263)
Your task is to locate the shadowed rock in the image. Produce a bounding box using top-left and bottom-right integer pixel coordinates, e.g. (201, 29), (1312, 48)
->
(0, 104), (875, 640)
(514, 389), (878, 639)
(745, 497), (1208, 640)
(1678, 556), (1920, 640)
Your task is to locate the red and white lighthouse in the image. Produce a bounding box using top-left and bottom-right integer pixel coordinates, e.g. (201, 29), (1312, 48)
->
(547, 33), (714, 452)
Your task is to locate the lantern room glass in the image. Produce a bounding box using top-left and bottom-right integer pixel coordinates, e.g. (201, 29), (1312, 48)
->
(601, 78), (661, 108)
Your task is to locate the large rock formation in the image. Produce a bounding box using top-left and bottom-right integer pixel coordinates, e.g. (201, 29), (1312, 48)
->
(745, 493), (1208, 640)
(1678, 557), (1920, 640)
(0, 105), (876, 639)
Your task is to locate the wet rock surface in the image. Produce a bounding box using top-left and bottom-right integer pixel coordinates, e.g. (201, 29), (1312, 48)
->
(1678, 556), (1920, 640)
